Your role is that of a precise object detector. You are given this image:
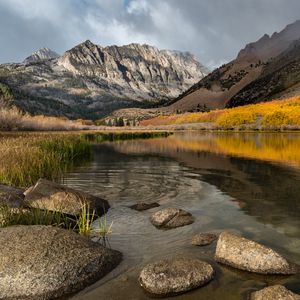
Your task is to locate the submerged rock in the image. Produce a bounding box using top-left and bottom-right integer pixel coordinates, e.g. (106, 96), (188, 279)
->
(150, 207), (194, 229)
(139, 257), (214, 296)
(191, 233), (218, 246)
(130, 202), (160, 211)
(24, 178), (110, 216)
(250, 285), (300, 300)
(0, 225), (122, 300)
(0, 184), (25, 208)
(215, 232), (299, 274)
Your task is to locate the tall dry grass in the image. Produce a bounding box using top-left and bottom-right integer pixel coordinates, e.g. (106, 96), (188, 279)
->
(0, 133), (91, 187)
(0, 131), (171, 188)
(0, 107), (91, 131)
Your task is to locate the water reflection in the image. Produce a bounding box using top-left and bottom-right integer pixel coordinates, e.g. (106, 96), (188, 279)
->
(66, 132), (300, 300)
(110, 132), (300, 239)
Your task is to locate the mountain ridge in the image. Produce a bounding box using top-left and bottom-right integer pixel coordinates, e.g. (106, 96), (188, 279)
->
(167, 19), (300, 112)
(0, 41), (208, 119)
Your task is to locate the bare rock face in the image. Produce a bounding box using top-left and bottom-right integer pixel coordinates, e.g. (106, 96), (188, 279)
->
(24, 178), (110, 216)
(191, 233), (218, 246)
(215, 232), (299, 274)
(250, 285), (300, 300)
(0, 225), (122, 300)
(23, 47), (59, 63)
(150, 207), (194, 229)
(139, 257), (214, 296)
(58, 41), (208, 101)
(0, 184), (25, 208)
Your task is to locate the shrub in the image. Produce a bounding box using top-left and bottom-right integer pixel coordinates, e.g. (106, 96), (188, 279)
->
(216, 111), (258, 127)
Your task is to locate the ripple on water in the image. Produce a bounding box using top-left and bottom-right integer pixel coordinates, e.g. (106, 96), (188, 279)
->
(63, 141), (300, 300)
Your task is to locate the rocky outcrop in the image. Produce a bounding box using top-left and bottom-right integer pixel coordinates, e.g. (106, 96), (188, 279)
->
(215, 232), (299, 274)
(250, 285), (300, 300)
(130, 202), (160, 211)
(0, 184), (25, 208)
(191, 233), (217, 246)
(0, 225), (122, 300)
(23, 47), (60, 63)
(139, 257), (214, 296)
(150, 207), (194, 229)
(24, 179), (109, 216)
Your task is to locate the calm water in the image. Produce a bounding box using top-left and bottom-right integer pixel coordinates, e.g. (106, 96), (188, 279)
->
(65, 132), (300, 300)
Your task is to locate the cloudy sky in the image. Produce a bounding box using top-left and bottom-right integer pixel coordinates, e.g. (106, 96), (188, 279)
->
(0, 0), (299, 68)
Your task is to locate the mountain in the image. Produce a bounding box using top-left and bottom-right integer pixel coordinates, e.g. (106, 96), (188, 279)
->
(168, 20), (300, 112)
(227, 39), (300, 107)
(23, 48), (60, 64)
(0, 41), (208, 119)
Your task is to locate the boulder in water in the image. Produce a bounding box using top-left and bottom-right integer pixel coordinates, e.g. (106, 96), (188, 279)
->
(0, 225), (122, 300)
(139, 257), (214, 296)
(24, 178), (110, 216)
(150, 207), (194, 229)
(250, 285), (300, 300)
(215, 232), (299, 274)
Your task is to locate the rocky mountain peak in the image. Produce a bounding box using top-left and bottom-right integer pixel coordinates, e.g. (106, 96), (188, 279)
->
(23, 47), (60, 64)
(57, 41), (208, 100)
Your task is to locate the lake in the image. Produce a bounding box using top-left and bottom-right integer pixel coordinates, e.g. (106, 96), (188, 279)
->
(64, 132), (300, 300)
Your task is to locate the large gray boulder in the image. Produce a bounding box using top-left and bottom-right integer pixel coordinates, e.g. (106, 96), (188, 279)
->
(24, 179), (110, 216)
(0, 184), (25, 208)
(251, 285), (300, 300)
(0, 225), (122, 300)
(150, 207), (194, 229)
(139, 257), (214, 296)
(215, 232), (299, 274)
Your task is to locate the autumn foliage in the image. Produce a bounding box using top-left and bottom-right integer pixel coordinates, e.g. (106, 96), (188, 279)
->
(140, 96), (300, 129)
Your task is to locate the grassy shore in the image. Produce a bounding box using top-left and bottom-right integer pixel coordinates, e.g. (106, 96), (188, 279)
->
(0, 106), (93, 131)
(0, 131), (171, 188)
(140, 96), (300, 131)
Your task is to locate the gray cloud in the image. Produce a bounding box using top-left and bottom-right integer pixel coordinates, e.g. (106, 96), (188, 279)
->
(0, 0), (299, 68)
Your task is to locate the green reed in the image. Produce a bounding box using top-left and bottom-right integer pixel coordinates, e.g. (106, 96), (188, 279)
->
(0, 134), (92, 188)
(0, 131), (171, 188)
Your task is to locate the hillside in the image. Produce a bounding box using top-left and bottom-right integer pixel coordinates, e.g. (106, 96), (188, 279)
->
(167, 20), (300, 112)
(227, 40), (300, 107)
(0, 42), (207, 119)
(140, 96), (300, 130)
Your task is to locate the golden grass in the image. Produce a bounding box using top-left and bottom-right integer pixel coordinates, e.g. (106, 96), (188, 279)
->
(140, 96), (300, 129)
(0, 131), (171, 188)
(0, 133), (91, 187)
(0, 107), (90, 131)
